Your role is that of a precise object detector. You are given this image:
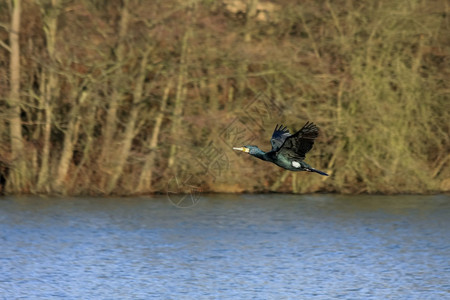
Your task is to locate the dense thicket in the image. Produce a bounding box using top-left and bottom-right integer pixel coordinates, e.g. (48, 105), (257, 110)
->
(0, 0), (449, 195)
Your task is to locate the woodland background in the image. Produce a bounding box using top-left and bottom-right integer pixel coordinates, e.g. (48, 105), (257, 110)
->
(0, 0), (449, 195)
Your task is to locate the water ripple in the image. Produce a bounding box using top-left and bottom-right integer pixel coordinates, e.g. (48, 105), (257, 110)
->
(0, 194), (449, 299)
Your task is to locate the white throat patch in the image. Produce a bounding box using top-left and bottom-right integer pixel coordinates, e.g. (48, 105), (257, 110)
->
(292, 161), (301, 168)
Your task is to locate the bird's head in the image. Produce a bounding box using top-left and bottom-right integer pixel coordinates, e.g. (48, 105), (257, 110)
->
(233, 145), (261, 155)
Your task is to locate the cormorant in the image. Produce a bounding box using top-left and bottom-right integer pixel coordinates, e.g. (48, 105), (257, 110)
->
(233, 121), (329, 176)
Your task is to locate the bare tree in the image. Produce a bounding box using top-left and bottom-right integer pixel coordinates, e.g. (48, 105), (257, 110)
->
(36, 0), (61, 192)
(105, 48), (151, 193)
(137, 79), (172, 192)
(7, 0), (28, 192)
(98, 0), (130, 189)
(167, 29), (189, 169)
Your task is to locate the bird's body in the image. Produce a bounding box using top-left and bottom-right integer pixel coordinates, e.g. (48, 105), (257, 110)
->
(233, 122), (328, 176)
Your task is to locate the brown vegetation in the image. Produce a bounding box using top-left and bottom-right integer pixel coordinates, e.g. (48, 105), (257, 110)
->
(0, 0), (449, 195)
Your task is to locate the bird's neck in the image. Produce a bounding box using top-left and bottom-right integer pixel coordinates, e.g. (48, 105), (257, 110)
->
(251, 148), (269, 161)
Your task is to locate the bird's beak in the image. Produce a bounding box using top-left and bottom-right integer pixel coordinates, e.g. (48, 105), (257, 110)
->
(233, 147), (249, 153)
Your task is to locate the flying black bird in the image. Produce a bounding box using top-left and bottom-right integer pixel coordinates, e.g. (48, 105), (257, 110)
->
(233, 122), (328, 176)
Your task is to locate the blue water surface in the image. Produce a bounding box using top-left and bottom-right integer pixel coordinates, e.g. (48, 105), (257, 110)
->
(1, 194), (449, 299)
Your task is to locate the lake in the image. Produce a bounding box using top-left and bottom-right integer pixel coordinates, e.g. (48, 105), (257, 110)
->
(1, 194), (449, 299)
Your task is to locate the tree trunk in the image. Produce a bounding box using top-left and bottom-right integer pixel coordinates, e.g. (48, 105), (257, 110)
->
(137, 79), (172, 192)
(167, 30), (189, 169)
(105, 49), (150, 194)
(53, 91), (86, 193)
(67, 95), (97, 193)
(37, 0), (60, 192)
(244, 0), (258, 42)
(8, 0), (27, 193)
(99, 0), (130, 187)
(36, 74), (54, 192)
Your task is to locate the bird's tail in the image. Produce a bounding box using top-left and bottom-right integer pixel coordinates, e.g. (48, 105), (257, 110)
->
(311, 168), (329, 176)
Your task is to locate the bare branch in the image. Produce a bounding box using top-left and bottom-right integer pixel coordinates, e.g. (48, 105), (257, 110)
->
(0, 40), (11, 52)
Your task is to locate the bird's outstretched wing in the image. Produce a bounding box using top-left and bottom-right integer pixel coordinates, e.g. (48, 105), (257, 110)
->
(270, 124), (291, 151)
(276, 121), (319, 160)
